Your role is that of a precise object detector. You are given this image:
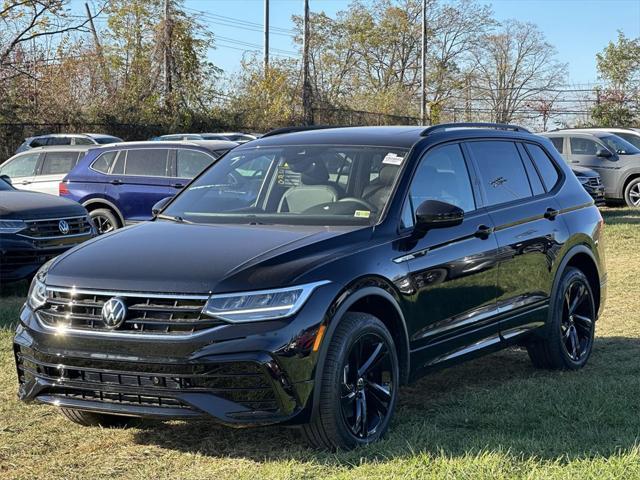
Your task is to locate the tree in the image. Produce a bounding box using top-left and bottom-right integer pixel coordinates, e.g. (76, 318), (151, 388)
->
(591, 31), (640, 127)
(472, 20), (567, 124)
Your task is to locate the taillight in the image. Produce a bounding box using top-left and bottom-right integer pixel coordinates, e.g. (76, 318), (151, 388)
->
(59, 182), (70, 195)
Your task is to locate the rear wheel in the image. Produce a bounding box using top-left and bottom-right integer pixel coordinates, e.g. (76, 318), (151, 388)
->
(624, 177), (640, 207)
(90, 208), (120, 234)
(527, 267), (596, 370)
(60, 408), (137, 427)
(302, 312), (399, 450)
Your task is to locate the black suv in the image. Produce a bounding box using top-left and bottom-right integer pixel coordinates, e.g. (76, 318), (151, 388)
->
(14, 124), (606, 450)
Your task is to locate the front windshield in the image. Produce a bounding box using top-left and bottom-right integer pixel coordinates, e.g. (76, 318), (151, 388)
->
(600, 135), (640, 155)
(162, 144), (408, 226)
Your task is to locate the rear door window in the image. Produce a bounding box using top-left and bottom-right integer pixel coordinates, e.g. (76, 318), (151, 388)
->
(570, 137), (600, 155)
(124, 149), (170, 176)
(467, 140), (533, 207)
(176, 149), (214, 178)
(0, 153), (39, 178)
(40, 152), (80, 175)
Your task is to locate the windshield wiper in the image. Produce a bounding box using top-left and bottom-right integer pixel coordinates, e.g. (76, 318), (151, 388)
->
(157, 214), (190, 224)
(245, 215), (271, 225)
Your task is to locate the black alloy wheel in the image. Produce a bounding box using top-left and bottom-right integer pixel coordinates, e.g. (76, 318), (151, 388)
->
(561, 278), (595, 362)
(90, 208), (119, 234)
(340, 332), (394, 439)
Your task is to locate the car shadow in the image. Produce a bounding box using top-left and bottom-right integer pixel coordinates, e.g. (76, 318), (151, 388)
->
(131, 336), (640, 466)
(601, 207), (640, 225)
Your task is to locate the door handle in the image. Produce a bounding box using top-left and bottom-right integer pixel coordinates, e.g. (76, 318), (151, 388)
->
(544, 208), (559, 220)
(171, 183), (184, 189)
(474, 224), (493, 239)
(21, 180), (31, 185)
(109, 179), (122, 185)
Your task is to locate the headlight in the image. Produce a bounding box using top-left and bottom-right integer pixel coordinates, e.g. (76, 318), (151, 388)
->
(576, 176), (590, 185)
(203, 281), (330, 323)
(0, 219), (26, 233)
(27, 258), (55, 310)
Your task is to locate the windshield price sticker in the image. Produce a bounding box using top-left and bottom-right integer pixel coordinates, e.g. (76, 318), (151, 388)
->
(354, 210), (371, 218)
(382, 153), (405, 165)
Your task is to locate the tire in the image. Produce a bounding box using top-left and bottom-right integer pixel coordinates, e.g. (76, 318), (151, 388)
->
(624, 177), (640, 208)
(60, 408), (137, 428)
(90, 208), (120, 234)
(302, 312), (399, 450)
(527, 267), (596, 370)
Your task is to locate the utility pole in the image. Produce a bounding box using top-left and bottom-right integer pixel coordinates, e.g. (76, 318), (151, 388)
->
(264, 0), (269, 74)
(85, 3), (112, 95)
(164, 0), (173, 108)
(302, 0), (313, 125)
(420, 0), (427, 125)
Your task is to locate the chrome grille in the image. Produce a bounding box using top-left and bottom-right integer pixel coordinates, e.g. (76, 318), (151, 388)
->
(586, 177), (602, 187)
(20, 216), (92, 239)
(37, 288), (223, 335)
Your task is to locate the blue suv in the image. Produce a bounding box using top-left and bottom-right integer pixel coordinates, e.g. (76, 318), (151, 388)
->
(61, 140), (237, 233)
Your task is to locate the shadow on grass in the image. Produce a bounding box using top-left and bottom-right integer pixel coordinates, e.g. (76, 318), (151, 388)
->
(131, 337), (640, 465)
(601, 207), (640, 225)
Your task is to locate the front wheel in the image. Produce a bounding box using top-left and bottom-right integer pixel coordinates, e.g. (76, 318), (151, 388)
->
(527, 267), (596, 370)
(90, 208), (120, 234)
(302, 312), (399, 450)
(624, 177), (640, 207)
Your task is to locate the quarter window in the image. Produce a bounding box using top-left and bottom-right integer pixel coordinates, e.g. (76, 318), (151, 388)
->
(176, 149), (214, 178)
(92, 151), (118, 174)
(0, 153), (39, 178)
(570, 137), (600, 155)
(526, 144), (559, 191)
(405, 143), (475, 226)
(124, 149), (170, 176)
(40, 152), (80, 175)
(468, 141), (532, 207)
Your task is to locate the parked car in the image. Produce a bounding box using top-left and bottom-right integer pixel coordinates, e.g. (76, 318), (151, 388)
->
(61, 140), (237, 233)
(0, 146), (91, 196)
(16, 133), (123, 153)
(541, 130), (640, 206)
(579, 128), (640, 150)
(571, 166), (605, 205)
(155, 132), (257, 144)
(14, 123), (606, 450)
(0, 176), (94, 282)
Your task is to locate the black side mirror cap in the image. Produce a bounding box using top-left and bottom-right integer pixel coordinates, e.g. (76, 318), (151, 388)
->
(0, 174), (12, 185)
(152, 196), (173, 217)
(596, 148), (613, 158)
(413, 200), (464, 237)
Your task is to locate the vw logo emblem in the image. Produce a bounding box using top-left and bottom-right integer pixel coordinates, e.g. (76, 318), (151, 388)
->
(58, 220), (70, 235)
(101, 297), (127, 329)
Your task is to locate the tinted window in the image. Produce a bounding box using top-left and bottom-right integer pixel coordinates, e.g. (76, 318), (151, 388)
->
(468, 141), (532, 206)
(176, 149), (214, 178)
(74, 137), (94, 145)
(94, 136), (122, 145)
(112, 152), (125, 175)
(599, 135), (640, 155)
(0, 153), (39, 178)
(47, 137), (72, 146)
(406, 143), (475, 223)
(92, 151), (118, 174)
(40, 152), (79, 175)
(570, 137), (600, 155)
(550, 137), (564, 153)
(526, 144), (559, 191)
(30, 137), (48, 148)
(518, 145), (545, 196)
(124, 149), (169, 176)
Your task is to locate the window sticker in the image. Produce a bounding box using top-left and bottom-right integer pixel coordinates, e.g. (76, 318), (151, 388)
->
(382, 153), (405, 165)
(354, 210), (371, 218)
(276, 165), (302, 186)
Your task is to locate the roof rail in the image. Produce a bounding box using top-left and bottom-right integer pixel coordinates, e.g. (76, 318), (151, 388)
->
(261, 125), (341, 138)
(420, 122), (531, 136)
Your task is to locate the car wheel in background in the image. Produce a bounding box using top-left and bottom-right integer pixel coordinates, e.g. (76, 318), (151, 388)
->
(90, 208), (120, 234)
(624, 177), (640, 207)
(527, 267), (596, 370)
(302, 312), (399, 450)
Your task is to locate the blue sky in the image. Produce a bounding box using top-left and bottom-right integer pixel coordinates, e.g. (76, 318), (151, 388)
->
(181, 0), (640, 84)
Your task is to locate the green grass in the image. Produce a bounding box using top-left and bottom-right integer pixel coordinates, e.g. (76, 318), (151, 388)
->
(1, 209), (640, 479)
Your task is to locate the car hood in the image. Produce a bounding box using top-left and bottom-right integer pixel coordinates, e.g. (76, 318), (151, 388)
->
(0, 190), (87, 220)
(571, 166), (599, 177)
(47, 220), (371, 293)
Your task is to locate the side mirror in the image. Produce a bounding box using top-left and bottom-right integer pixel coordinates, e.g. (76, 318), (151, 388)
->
(596, 148), (612, 158)
(0, 174), (12, 185)
(152, 196), (173, 217)
(413, 200), (464, 237)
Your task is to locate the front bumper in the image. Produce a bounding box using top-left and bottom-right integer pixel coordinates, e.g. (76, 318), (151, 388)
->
(13, 283), (339, 426)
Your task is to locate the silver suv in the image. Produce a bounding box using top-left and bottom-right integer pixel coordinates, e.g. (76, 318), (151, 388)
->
(541, 129), (640, 207)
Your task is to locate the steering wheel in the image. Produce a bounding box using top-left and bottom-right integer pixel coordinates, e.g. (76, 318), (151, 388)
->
(338, 197), (376, 211)
(226, 171), (242, 186)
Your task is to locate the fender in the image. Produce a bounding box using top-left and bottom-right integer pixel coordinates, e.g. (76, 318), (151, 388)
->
(82, 198), (125, 226)
(619, 169), (640, 198)
(310, 284), (410, 418)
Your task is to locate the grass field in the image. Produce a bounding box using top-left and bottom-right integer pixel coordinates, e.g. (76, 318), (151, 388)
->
(1, 208), (640, 479)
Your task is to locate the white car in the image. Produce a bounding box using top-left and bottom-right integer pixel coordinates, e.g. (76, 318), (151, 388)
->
(0, 146), (91, 196)
(585, 128), (640, 150)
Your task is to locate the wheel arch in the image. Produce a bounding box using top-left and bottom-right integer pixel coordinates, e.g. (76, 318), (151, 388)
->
(553, 245), (602, 318)
(83, 198), (125, 227)
(621, 172), (640, 201)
